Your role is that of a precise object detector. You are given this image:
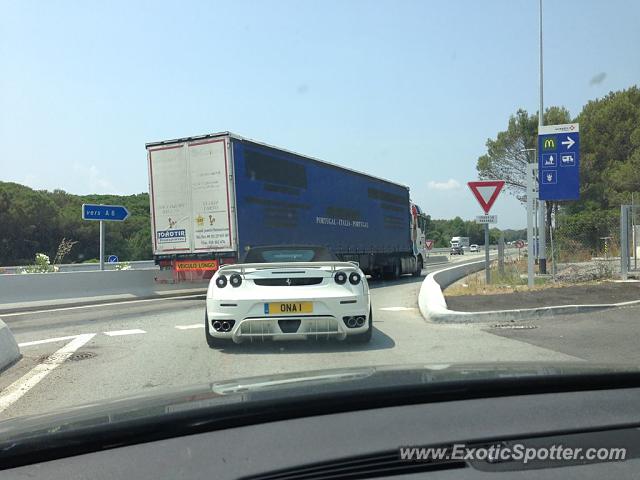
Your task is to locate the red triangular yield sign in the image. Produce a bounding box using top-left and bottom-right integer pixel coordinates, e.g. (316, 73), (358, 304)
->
(467, 181), (505, 214)
(425, 239), (434, 250)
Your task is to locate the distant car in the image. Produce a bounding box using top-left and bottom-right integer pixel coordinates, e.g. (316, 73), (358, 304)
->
(469, 244), (479, 252)
(450, 246), (464, 255)
(205, 246), (372, 347)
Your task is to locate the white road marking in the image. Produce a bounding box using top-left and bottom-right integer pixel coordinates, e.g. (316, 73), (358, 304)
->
(0, 333), (95, 414)
(379, 307), (416, 311)
(103, 329), (146, 336)
(0, 294), (205, 317)
(175, 324), (204, 330)
(18, 335), (82, 347)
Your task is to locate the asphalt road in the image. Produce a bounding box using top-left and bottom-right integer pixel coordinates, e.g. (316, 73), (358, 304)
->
(486, 304), (640, 364)
(0, 252), (621, 421)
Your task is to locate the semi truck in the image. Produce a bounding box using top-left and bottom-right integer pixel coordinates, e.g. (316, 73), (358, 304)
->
(450, 237), (470, 249)
(146, 132), (429, 282)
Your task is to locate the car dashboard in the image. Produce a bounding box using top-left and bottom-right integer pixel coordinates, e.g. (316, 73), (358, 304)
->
(3, 386), (640, 479)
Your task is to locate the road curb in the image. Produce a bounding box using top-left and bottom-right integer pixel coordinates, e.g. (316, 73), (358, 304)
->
(0, 319), (21, 372)
(418, 260), (640, 323)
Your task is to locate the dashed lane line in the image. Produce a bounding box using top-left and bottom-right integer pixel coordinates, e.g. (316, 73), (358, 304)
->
(16, 326), (200, 348)
(0, 334), (96, 414)
(175, 324), (204, 330)
(18, 335), (82, 347)
(103, 329), (147, 336)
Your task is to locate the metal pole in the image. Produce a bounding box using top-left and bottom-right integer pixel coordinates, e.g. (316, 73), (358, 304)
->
(527, 163), (535, 288)
(550, 212), (556, 278)
(633, 192), (637, 270)
(498, 233), (505, 276)
(538, 0), (547, 274)
(485, 223), (490, 284)
(99, 220), (105, 271)
(621, 205), (629, 280)
(533, 197), (540, 265)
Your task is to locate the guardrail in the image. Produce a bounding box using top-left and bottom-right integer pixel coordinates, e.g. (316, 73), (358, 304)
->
(0, 260), (156, 275)
(428, 245), (501, 254)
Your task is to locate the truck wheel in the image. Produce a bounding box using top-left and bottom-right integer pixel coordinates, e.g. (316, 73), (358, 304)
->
(205, 311), (227, 349)
(413, 256), (423, 277)
(347, 307), (372, 344)
(393, 260), (402, 279)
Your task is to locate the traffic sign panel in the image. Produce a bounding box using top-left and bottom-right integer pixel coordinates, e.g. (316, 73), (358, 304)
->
(425, 239), (434, 250)
(467, 181), (505, 214)
(82, 204), (130, 222)
(541, 153), (556, 166)
(515, 240), (525, 249)
(475, 214), (497, 224)
(538, 123), (580, 200)
(107, 255), (118, 263)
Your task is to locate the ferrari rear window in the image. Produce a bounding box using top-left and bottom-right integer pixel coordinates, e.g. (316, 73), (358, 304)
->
(243, 247), (337, 263)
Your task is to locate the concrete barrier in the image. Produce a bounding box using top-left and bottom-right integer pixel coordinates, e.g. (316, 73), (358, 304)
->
(0, 254), (451, 314)
(418, 260), (488, 322)
(418, 256), (640, 323)
(424, 255), (448, 265)
(0, 320), (21, 372)
(0, 270), (206, 313)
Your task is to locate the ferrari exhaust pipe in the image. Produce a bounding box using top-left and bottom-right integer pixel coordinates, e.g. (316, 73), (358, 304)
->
(355, 316), (365, 327)
(213, 321), (222, 331)
(346, 317), (357, 328)
(221, 321), (231, 332)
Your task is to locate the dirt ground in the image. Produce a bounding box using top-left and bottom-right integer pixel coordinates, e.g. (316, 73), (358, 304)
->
(445, 281), (640, 312)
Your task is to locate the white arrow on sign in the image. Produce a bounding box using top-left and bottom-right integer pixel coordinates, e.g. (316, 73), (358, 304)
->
(561, 136), (575, 149)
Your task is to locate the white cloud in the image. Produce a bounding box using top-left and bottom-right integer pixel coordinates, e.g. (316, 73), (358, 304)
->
(427, 179), (461, 191)
(72, 162), (118, 194)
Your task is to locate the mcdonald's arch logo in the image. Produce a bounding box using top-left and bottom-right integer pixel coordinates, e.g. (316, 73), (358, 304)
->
(542, 136), (557, 151)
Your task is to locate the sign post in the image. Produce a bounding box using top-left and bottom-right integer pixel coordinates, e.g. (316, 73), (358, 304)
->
(99, 221), (105, 271)
(468, 180), (505, 285)
(537, 122), (580, 279)
(82, 204), (130, 271)
(425, 239), (434, 258)
(527, 164), (537, 288)
(515, 239), (525, 260)
(498, 234), (505, 276)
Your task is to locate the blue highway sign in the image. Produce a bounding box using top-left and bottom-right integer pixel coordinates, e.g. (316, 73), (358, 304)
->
(538, 123), (580, 200)
(82, 204), (130, 222)
(107, 255), (119, 263)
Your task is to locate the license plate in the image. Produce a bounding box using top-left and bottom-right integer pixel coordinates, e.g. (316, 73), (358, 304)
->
(264, 302), (313, 315)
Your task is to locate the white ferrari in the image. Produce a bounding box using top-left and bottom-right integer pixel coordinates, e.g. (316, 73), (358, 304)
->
(205, 246), (372, 347)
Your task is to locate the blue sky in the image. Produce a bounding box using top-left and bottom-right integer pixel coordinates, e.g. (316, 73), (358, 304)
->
(1, 0), (639, 228)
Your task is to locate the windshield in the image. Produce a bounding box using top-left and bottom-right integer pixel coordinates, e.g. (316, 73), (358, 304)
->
(242, 246), (338, 263)
(1, 0), (640, 434)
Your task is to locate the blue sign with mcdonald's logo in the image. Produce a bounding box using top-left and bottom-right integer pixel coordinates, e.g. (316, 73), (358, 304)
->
(538, 123), (580, 200)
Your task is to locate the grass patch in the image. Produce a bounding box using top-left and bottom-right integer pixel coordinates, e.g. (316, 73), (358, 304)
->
(446, 258), (564, 296)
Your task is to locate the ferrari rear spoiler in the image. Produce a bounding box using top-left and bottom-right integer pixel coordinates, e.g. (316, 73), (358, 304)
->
(218, 261), (359, 274)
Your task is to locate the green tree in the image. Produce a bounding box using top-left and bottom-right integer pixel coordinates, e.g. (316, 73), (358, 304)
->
(0, 181), (154, 266)
(573, 86), (640, 211)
